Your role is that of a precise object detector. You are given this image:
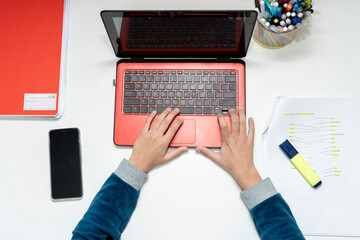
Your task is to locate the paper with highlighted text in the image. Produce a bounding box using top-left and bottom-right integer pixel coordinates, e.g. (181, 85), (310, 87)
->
(262, 96), (360, 237)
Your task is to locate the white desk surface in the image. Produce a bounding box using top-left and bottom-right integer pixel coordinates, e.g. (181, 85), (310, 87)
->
(1, 0), (360, 239)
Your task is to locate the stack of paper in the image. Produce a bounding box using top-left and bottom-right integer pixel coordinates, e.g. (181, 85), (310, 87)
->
(262, 97), (360, 237)
(0, 0), (69, 118)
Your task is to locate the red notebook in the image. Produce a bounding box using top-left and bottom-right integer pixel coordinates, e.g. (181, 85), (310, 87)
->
(0, 0), (68, 118)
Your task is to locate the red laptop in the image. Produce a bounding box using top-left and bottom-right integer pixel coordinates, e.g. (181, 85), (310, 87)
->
(101, 11), (257, 147)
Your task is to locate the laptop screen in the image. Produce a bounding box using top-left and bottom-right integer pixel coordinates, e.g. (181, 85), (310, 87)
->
(101, 11), (257, 58)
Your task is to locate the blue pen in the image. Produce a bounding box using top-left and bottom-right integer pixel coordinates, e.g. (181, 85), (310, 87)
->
(276, 7), (282, 20)
(292, 17), (301, 24)
(264, 0), (275, 18)
(292, 3), (299, 12)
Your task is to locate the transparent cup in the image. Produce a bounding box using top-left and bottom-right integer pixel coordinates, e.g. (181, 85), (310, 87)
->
(252, 18), (299, 48)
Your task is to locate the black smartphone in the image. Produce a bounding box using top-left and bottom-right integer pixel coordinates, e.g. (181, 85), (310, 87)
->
(49, 128), (83, 201)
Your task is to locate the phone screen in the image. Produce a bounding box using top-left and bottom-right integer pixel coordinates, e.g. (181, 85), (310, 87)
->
(49, 128), (83, 200)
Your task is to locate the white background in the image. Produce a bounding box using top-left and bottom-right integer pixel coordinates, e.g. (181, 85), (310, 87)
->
(1, 0), (360, 239)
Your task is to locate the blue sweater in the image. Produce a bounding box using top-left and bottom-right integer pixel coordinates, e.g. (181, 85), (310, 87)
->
(72, 172), (305, 240)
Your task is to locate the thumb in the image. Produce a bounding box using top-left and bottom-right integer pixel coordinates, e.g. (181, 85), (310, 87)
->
(163, 147), (188, 162)
(196, 147), (221, 165)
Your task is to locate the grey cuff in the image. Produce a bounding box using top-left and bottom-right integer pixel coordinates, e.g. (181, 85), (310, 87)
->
(114, 159), (148, 191)
(240, 177), (278, 210)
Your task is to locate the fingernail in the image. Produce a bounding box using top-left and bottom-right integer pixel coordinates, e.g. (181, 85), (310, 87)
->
(152, 110), (156, 114)
(179, 118), (184, 122)
(166, 107), (171, 111)
(195, 148), (200, 152)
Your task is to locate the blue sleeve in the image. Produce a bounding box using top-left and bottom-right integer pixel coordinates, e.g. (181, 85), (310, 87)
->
(72, 173), (139, 240)
(250, 193), (305, 240)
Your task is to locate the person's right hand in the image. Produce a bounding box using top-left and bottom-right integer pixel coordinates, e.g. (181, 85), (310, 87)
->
(195, 107), (262, 190)
(129, 108), (188, 173)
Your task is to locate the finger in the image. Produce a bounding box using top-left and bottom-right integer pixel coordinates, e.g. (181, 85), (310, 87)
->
(239, 107), (246, 137)
(217, 114), (230, 143)
(164, 117), (184, 143)
(195, 147), (222, 166)
(248, 117), (255, 141)
(158, 108), (180, 134)
(151, 108), (171, 130)
(163, 147), (188, 162)
(229, 108), (239, 136)
(142, 110), (157, 132)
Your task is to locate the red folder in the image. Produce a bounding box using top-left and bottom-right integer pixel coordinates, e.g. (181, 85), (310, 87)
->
(0, 0), (68, 118)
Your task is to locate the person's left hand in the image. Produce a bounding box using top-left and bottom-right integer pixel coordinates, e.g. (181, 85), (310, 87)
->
(129, 108), (188, 173)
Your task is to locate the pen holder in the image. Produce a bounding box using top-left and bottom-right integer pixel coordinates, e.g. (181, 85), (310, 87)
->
(252, 18), (298, 48)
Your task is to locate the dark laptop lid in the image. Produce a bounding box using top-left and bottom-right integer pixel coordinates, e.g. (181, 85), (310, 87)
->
(101, 11), (257, 59)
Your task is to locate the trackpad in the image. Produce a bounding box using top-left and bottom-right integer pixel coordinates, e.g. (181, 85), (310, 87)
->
(171, 119), (196, 144)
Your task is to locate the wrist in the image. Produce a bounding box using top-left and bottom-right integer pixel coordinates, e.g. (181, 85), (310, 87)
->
(232, 167), (262, 190)
(128, 157), (150, 173)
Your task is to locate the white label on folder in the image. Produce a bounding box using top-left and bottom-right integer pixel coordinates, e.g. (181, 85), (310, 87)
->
(23, 94), (57, 110)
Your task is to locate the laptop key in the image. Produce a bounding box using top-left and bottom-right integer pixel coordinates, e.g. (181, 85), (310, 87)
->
(123, 106), (132, 113)
(124, 83), (135, 89)
(124, 98), (140, 105)
(147, 76), (155, 82)
(140, 75), (146, 82)
(157, 107), (167, 113)
(136, 83), (142, 90)
(141, 106), (148, 113)
(153, 91), (159, 98)
(178, 107), (194, 114)
(214, 107), (221, 114)
(203, 107), (213, 114)
(141, 99), (148, 105)
(195, 107), (202, 114)
(172, 99), (179, 106)
(168, 91), (175, 98)
(229, 84), (237, 90)
(133, 106), (140, 113)
(124, 75), (132, 82)
(180, 99), (187, 106)
(149, 106), (156, 113)
(124, 91), (136, 97)
(223, 92), (236, 98)
(137, 91), (144, 97)
(225, 76), (236, 83)
(151, 83), (158, 90)
(164, 99), (171, 105)
(132, 75), (139, 82)
(145, 91), (152, 97)
(149, 99), (156, 105)
(144, 83), (150, 90)
(219, 100), (236, 106)
(195, 99), (202, 106)
(203, 99), (210, 106)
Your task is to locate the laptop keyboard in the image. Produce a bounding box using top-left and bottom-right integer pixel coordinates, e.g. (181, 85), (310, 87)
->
(123, 70), (238, 115)
(127, 17), (237, 49)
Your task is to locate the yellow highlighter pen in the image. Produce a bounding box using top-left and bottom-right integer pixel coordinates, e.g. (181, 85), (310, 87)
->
(279, 139), (322, 188)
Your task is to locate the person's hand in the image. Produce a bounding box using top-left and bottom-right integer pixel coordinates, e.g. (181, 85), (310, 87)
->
(129, 108), (188, 173)
(196, 107), (262, 190)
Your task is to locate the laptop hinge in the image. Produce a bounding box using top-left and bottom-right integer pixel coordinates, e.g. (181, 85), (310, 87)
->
(130, 57), (145, 62)
(217, 57), (231, 62)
